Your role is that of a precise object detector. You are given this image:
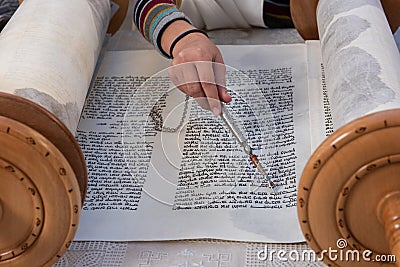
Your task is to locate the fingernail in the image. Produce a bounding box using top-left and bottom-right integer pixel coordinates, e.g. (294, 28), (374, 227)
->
(212, 107), (220, 116)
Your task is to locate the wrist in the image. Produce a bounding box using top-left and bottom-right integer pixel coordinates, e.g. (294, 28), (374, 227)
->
(169, 29), (209, 58)
(161, 20), (197, 58)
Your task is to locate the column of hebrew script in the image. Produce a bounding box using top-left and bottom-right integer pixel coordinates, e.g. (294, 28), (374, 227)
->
(306, 41), (335, 150)
(78, 75), (149, 211)
(173, 67), (301, 211)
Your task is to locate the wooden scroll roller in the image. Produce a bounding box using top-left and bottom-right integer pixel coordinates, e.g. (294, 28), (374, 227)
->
(0, 0), (111, 266)
(298, 110), (400, 266)
(0, 95), (85, 266)
(292, 0), (400, 266)
(107, 0), (129, 35)
(17, 0), (127, 36)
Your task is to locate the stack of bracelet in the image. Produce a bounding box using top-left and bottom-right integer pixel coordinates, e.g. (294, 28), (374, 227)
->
(134, 0), (194, 58)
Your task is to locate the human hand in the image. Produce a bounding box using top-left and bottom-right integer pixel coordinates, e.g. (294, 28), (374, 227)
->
(161, 20), (232, 115)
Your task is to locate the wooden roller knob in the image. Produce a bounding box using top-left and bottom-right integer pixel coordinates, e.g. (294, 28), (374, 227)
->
(298, 109), (400, 266)
(0, 93), (87, 266)
(0, 116), (82, 266)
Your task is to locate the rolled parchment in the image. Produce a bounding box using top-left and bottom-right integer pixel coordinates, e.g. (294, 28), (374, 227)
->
(317, 0), (400, 129)
(0, 1), (110, 266)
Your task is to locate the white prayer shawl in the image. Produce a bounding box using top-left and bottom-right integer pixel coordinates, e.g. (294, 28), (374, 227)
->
(180, 0), (265, 30)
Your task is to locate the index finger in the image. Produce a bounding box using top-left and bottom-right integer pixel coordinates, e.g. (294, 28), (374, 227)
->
(213, 58), (231, 103)
(195, 61), (221, 115)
